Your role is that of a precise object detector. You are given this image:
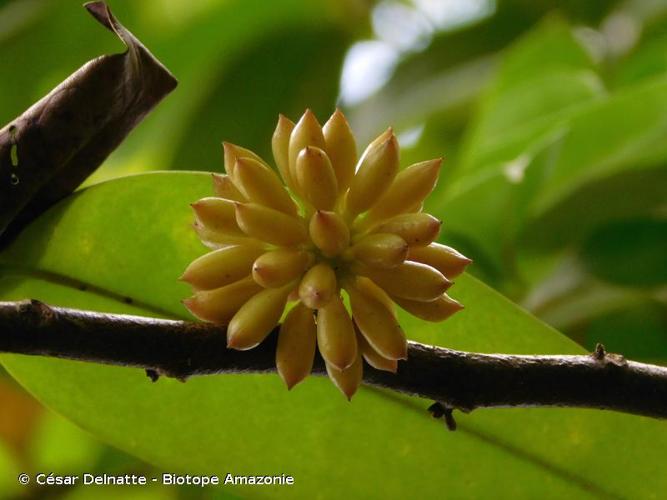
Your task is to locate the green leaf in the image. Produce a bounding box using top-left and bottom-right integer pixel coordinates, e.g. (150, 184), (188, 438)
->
(614, 33), (667, 88)
(522, 166), (667, 251)
(426, 20), (605, 280)
(579, 217), (667, 287)
(1, 172), (666, 498)
(582, 301), (667, 363)
(433, 130), (567, 283)
(434, 19), (667, 282)
(169, 28), (349, 172)
(457, 18), (603, 173)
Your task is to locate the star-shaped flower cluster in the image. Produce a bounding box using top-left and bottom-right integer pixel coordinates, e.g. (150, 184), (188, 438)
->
(182, 110), (470, 399)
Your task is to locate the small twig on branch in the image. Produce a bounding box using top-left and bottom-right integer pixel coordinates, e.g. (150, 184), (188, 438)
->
(1, 300), (667, 420)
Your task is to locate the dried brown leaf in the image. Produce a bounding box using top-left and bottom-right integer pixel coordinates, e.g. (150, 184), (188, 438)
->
(0, 1), (177, 243)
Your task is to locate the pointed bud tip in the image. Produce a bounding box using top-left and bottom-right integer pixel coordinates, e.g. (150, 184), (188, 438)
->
(380, 131), (399, 150)
(299, 108), (321, 126)
(430, 157), (444, 170)
(226, 335), (239, 350)
(312, 209), (331, 223)
(331, 108), (346, 120)
(280, 373), (301, 391)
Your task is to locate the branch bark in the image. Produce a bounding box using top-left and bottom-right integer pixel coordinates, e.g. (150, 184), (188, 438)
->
(2, 300), (667, 420)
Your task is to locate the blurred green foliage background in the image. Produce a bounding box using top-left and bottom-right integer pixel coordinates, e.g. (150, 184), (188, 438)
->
(0, 0), (665, 498)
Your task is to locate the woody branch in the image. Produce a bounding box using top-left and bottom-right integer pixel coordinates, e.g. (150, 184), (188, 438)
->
(1, 300), (666, 421)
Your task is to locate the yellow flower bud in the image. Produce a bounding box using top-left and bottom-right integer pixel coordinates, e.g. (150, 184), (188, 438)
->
(349, 233), (408, 269)
(316, 294), (357, 370)
(252, 249), (312, 288)
(192, 222), (261, 249)
(325, 351), (363, 401)
(295, 146), (338, 210)
(365, 158), (442, 225)
(232, 157), (298, 216)
(183, 277), (261, 324)
(346, 277), (407, 360)
(212, 173), (246, 201)
(272, 114), (295, 188)
(223, 141), (269, 176)
(356, 261), (451, 301)
(298, 263), (337, 309)
(370, 212), (441, 247)
(191, 197), (244, 236)
(356, 327), (397, 373)
(323, 109), (357, 193)
(288, 109), (325, 191)
(309, 210), (350, 257)
(180, 244), (264, 290)
(407, 243), (472, 279)
(345, 128), (399, 217)
(235, 202), (307, 246)
(277, 303), (317, 389)
(227, 285), (292, 350)
(392, 293), (464, 322)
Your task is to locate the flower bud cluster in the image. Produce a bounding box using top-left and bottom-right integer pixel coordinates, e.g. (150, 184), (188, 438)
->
(182, 110), (471, 398)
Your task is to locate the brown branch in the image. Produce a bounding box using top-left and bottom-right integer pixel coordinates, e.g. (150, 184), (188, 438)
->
(2, 300), (667, 420)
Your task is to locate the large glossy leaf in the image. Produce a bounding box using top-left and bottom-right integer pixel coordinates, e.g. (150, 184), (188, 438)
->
(426, 21), (604, 280)
(0, 172), (666, 498)
(434, 19), (667, 282)
(579, 218), (667, 288)
(456, 19), (603, 174)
